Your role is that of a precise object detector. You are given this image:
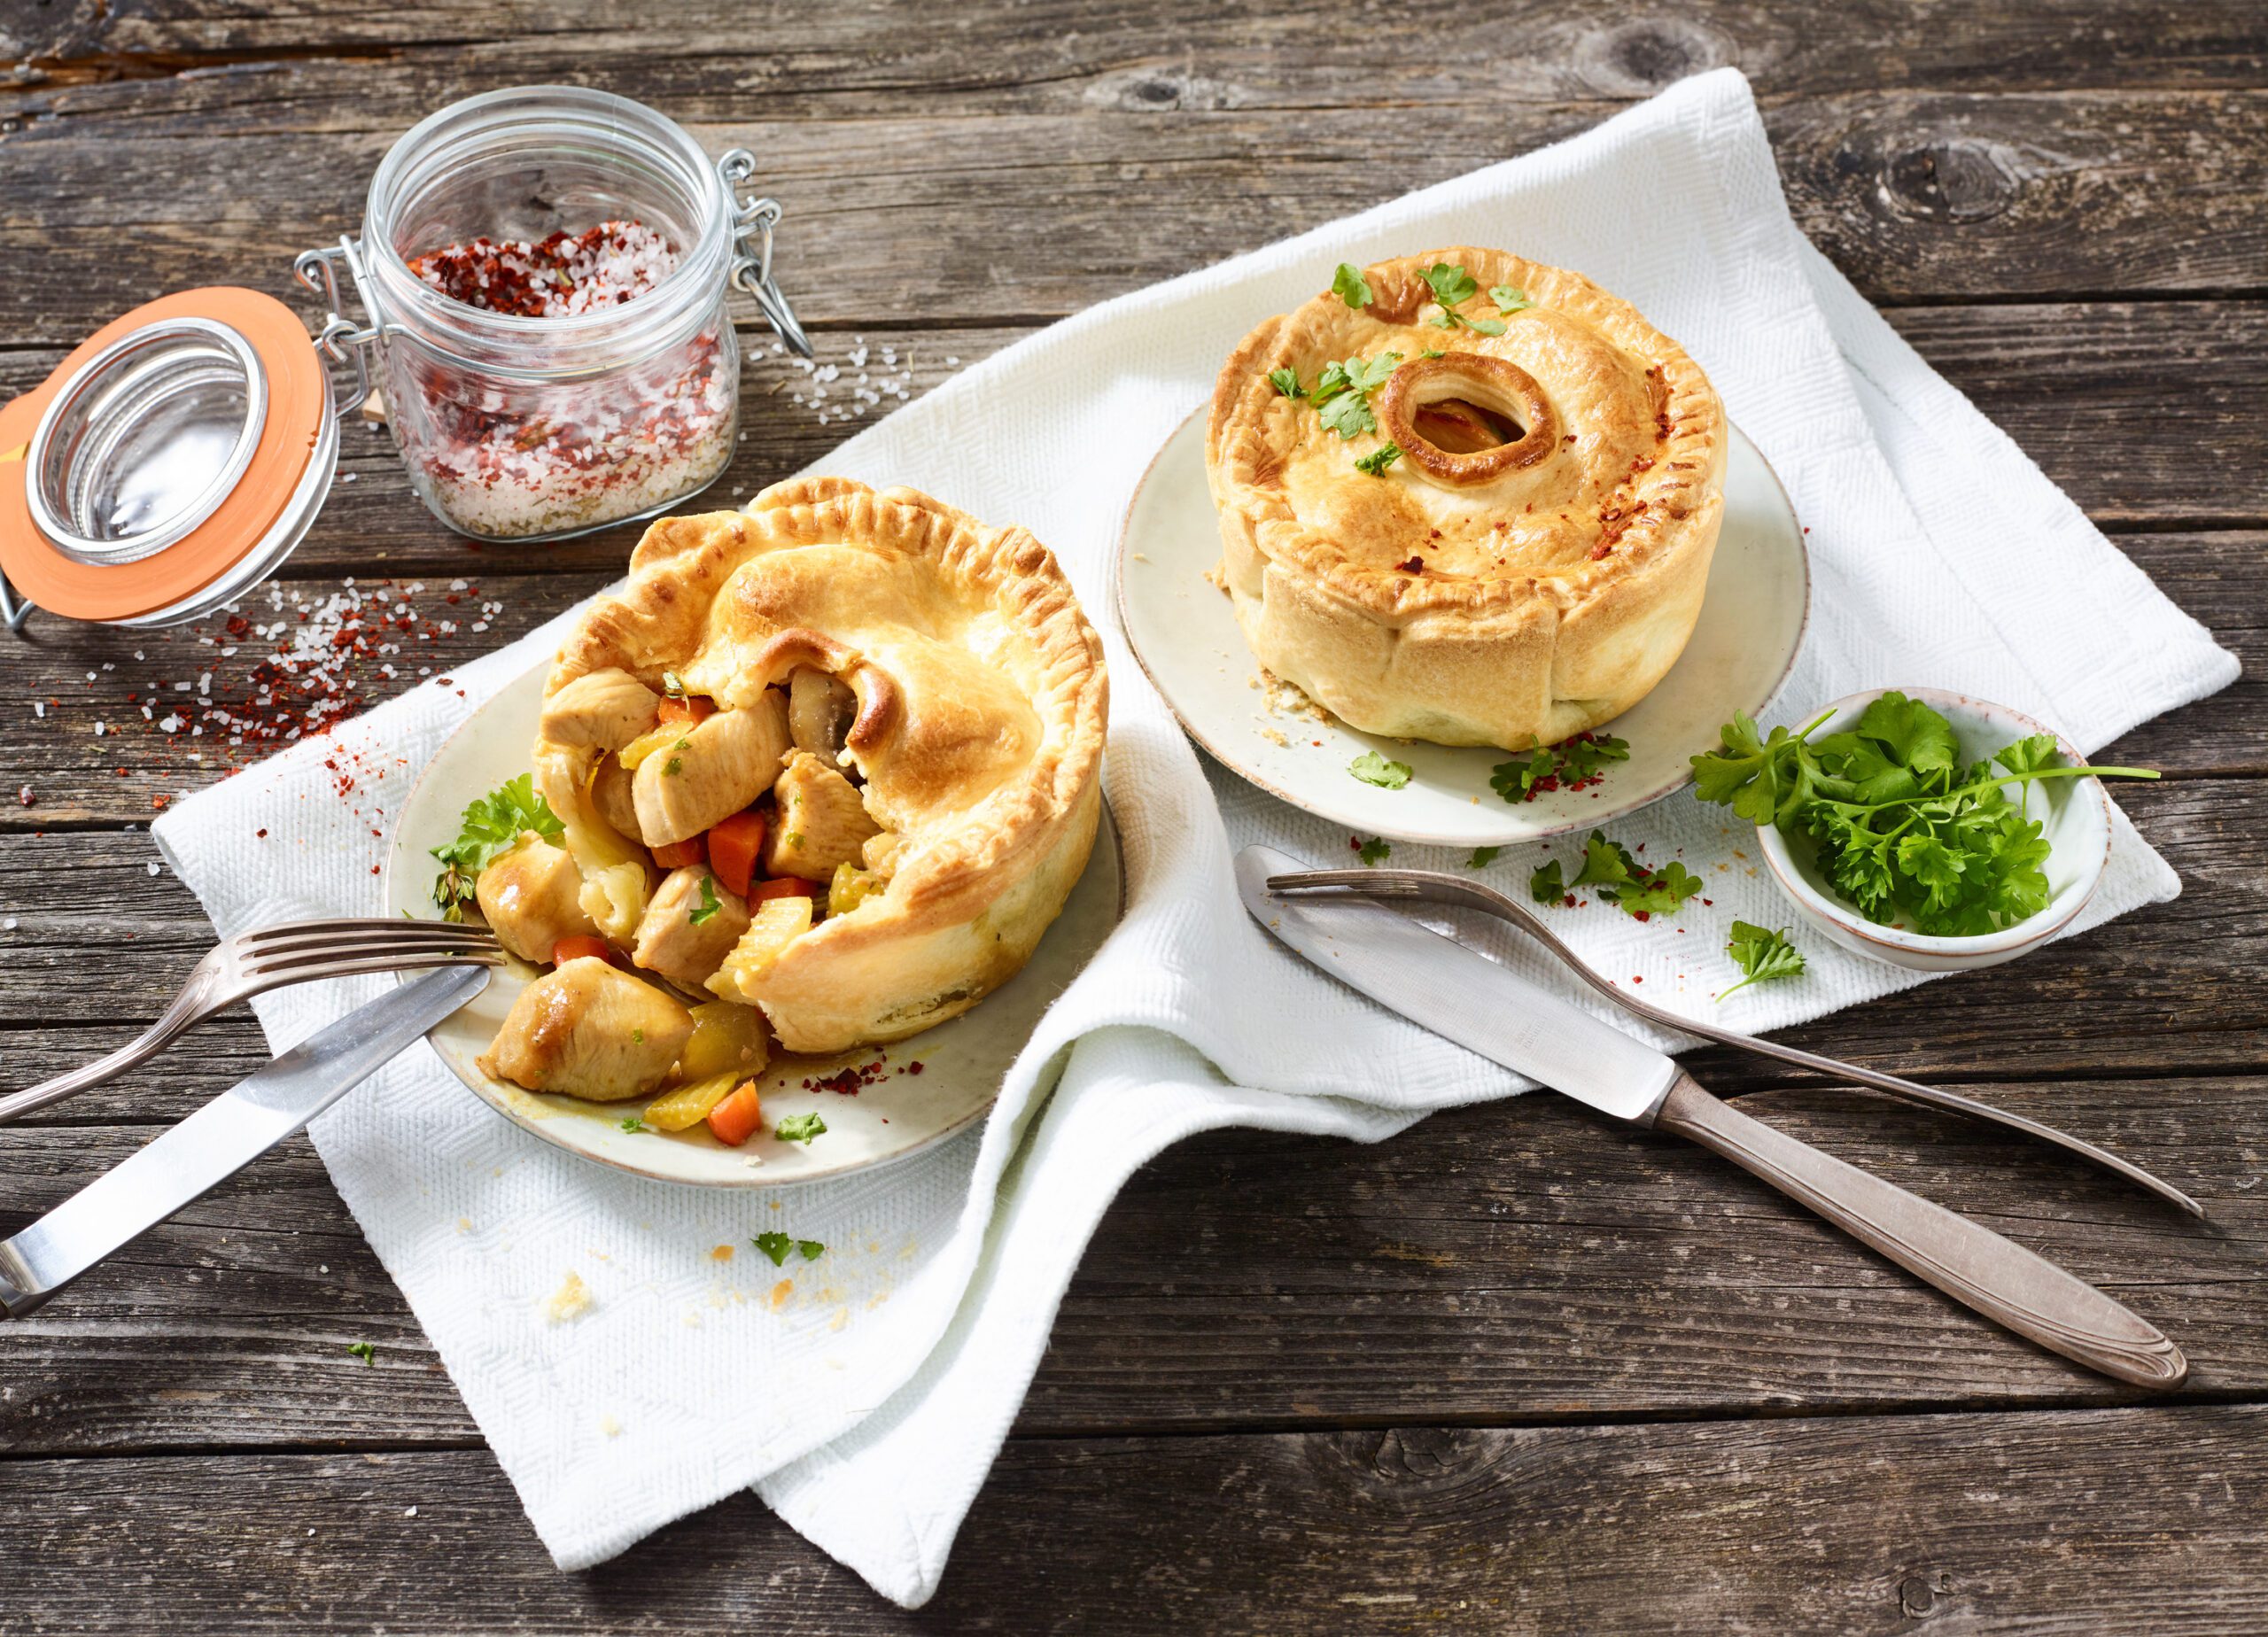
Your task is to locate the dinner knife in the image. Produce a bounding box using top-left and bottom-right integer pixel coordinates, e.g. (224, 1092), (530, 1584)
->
(1233, 844), (2186, 1389)
(0, 965), (488, 1318)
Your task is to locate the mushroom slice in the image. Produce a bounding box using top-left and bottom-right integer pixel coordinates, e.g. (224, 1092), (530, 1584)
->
(765, 749), (882, 882)
(788, 666), (858, 763)
(707, 896), (814, 1006)
(477, 958), (692, 1102)
(631, 866), (752, 991)
(632, 691), (791, 847)
(474, 832), (601, 964)
(540, 669), (661, 752)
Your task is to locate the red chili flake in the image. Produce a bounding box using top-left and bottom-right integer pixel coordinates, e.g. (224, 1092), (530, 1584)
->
(1632, 911), (1651, 923)
(1701, 898), (1713, 907)
(1394, 555), (1425, 573)
(907, 1061), (925, 1075)
(1632, 974), (1644, 982)
(151, 795), (168, 812)
(256, 829), (268, 839)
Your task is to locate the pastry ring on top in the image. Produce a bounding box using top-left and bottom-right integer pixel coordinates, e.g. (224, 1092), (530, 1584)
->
(1205, 247), (1728, 750)
(531, 477), (1107, 1055)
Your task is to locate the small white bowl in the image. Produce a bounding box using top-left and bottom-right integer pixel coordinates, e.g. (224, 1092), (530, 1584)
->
(1755, 687), (2112, 973)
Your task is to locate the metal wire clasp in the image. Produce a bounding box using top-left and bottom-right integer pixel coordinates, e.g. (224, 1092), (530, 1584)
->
(291, 240), (379, 421)
(718, 151), (812, 359)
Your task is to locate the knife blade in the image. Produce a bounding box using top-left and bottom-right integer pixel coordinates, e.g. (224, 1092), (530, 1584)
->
(0, 965), (488, 1318)
(1234, 844), (2187, 1389)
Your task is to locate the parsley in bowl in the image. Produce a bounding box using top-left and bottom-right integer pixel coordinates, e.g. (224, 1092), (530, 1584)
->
(1690, 688), (2156, 973)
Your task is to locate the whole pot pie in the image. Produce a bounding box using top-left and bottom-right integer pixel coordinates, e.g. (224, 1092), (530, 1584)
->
(473, 477), (1107, 1106)
(1206, 247), (1727, 750)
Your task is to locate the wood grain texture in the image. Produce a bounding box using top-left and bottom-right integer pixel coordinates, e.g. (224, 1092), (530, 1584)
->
(3, 1407), (2266, 1633)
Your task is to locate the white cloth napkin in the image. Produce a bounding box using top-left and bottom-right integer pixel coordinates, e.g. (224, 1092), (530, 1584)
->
(152, 67), (2233, 1607)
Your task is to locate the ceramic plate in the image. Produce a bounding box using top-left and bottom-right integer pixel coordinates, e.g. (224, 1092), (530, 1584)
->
(384, 658), (1123, 1188)
(1116, 408), (1809, 846)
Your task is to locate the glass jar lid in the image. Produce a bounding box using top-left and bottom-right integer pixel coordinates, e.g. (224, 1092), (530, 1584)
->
(0, 288), (336, 627)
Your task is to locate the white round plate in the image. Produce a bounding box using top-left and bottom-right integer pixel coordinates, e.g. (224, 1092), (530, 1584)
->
(1116, 408), (1809, 846)
(384, 659), (1122, 1188)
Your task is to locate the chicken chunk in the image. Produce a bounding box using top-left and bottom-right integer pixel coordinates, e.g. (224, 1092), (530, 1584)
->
(478, 958), (692, 1102)
(631, 866), (753, 991)
(541, 669), (661, 751)
(765, 750), (882, 882)
(588, 753), (643, 843)
(474, 833), (600, 964)
(633, 692), (791, 847)
(788, 666), (858, 763)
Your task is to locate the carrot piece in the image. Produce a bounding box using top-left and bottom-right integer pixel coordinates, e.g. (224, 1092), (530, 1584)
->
(707, 810), (767, 897)
(750, 876), (816, 902)
(651, 835), (704, 870)
(551, 935), (614, 967)
(656, 694), (716, 725)
(705, 1081), (764, 1147)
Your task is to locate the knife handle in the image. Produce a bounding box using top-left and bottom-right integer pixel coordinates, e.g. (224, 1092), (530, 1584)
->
(1651, 1074), (2186, 1388)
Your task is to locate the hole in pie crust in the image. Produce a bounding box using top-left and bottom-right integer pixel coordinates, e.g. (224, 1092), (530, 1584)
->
(1379, 353), (1558, 487)
(1413, 398), (1522, 454)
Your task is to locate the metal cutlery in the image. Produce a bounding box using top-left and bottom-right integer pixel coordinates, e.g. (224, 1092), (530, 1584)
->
(0, 964), (490, 1317)
(1237, 845), (2186, 1388)
(0, 917), (501, 1124)
(1268, 865), (2201, 1219)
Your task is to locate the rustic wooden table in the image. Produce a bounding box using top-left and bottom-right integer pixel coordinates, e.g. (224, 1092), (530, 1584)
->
(0, 4), (2261, 1631)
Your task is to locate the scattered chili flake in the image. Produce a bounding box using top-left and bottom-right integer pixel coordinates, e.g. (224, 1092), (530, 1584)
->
(1394, 555), (1425, 573)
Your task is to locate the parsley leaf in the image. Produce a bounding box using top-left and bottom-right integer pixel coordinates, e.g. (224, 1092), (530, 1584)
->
(431, 773), (563, 921)
(1490, 285), (1534, 315)
(1612, 860), (1702, 918)
(1529, 859), (1565, 902)
(1268, 367), (1305, 399)
(1348, 750), (1412, 788)
(1489, 733), (1629, 803)
(1421, 262), (1507, 335)
(689, 873), (722, 926)
(775, 1112), (827, 1144)
(1356, 835), (1392, 867)
(752, 1230), (792, 1265)
(660, 670), (687, 698)
(1720, 921), (1806, 1001)
(347, 1341), (376, 1365)
(1354, 443), (1403, 477)
(1309, 353), (1402, 440)
(797, 1239), (825, 1261)
(1332, 262), (1374, 308)
(619, 1115), (648, 1133)
(1317, 391), (1376, 439)
(1572, 830), (1639, 893)
(1467, 846), (1503, 870)
(1690, 694), (2155, 935)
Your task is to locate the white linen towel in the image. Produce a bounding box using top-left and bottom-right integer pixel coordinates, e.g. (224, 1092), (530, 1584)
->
(152, 67), (2234, 1607)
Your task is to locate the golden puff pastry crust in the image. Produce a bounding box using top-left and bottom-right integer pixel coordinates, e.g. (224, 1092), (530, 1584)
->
(534, 477), (1107, 1054)
(1206, 247), (1728, 750)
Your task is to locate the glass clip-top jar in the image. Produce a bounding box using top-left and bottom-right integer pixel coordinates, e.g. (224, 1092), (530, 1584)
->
(0, 86), (806, 631)
(296, 85), (811, 543)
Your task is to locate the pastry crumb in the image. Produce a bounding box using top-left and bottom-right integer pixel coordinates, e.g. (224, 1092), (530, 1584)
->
(540, 1271), (592, 1325)
(711, 1244), (735, 1261)
(769, 1279), (793, 1310)
(1258, 726), (1290, 748)
(600, 1414), (622, 1439)
(455, 1217), (471, 1233)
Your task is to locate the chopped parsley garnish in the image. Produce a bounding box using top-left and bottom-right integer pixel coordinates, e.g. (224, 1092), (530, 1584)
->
(1268, 367), (1305, 399)
(1348, 750), (1412, 788)
(632, 1028), (644, 1044)
(1720, 922), (1806, 1001)
(1331, 261), (1373, 308)
(1354, 442), (1403, 477)
(661, 670), (687, 698)
(1355, 835), (1392, 867)
(347, 1341), (376, 1365)
(431, 773), (563, 921)
(753, 1231), (827, 1266)
(786, 831), (805, 850)
(1530, 831), (1700, 919)
(775, 1112), (827, 1144)
(689, 873), (723, 926)
(664, 757), (684, 776)
(1690, 693), (2156, 935)
(1490, 284), (1534, 315)
(1422, 262), (1506, 336)
(1310, 352), (1402, 440)
(1613, 861), (1703, 918)
(1529, 859), (1564, 902)
(619, 1116), (648, 1133)
(1488, 733), (1629, 803)
(1467, 846), (1503, 870)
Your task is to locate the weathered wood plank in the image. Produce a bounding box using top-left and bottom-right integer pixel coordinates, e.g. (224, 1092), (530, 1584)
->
(0, 91), (2262, 349)
(3, 1406), (2265, 1633)
(0, 1065), (2254, 1454)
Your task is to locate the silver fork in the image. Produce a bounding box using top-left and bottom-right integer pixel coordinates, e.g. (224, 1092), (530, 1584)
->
(1270, 868), (2204, 1218)
(0, 918), (503, 1123)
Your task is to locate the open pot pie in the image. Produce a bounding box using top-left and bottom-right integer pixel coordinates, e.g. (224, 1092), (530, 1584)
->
(465, 477), (1107, 1138)
(1207, 247), (1727, 750)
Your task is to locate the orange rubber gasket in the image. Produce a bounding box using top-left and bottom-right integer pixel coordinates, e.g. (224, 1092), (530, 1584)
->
(0, 288), (327, 623)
